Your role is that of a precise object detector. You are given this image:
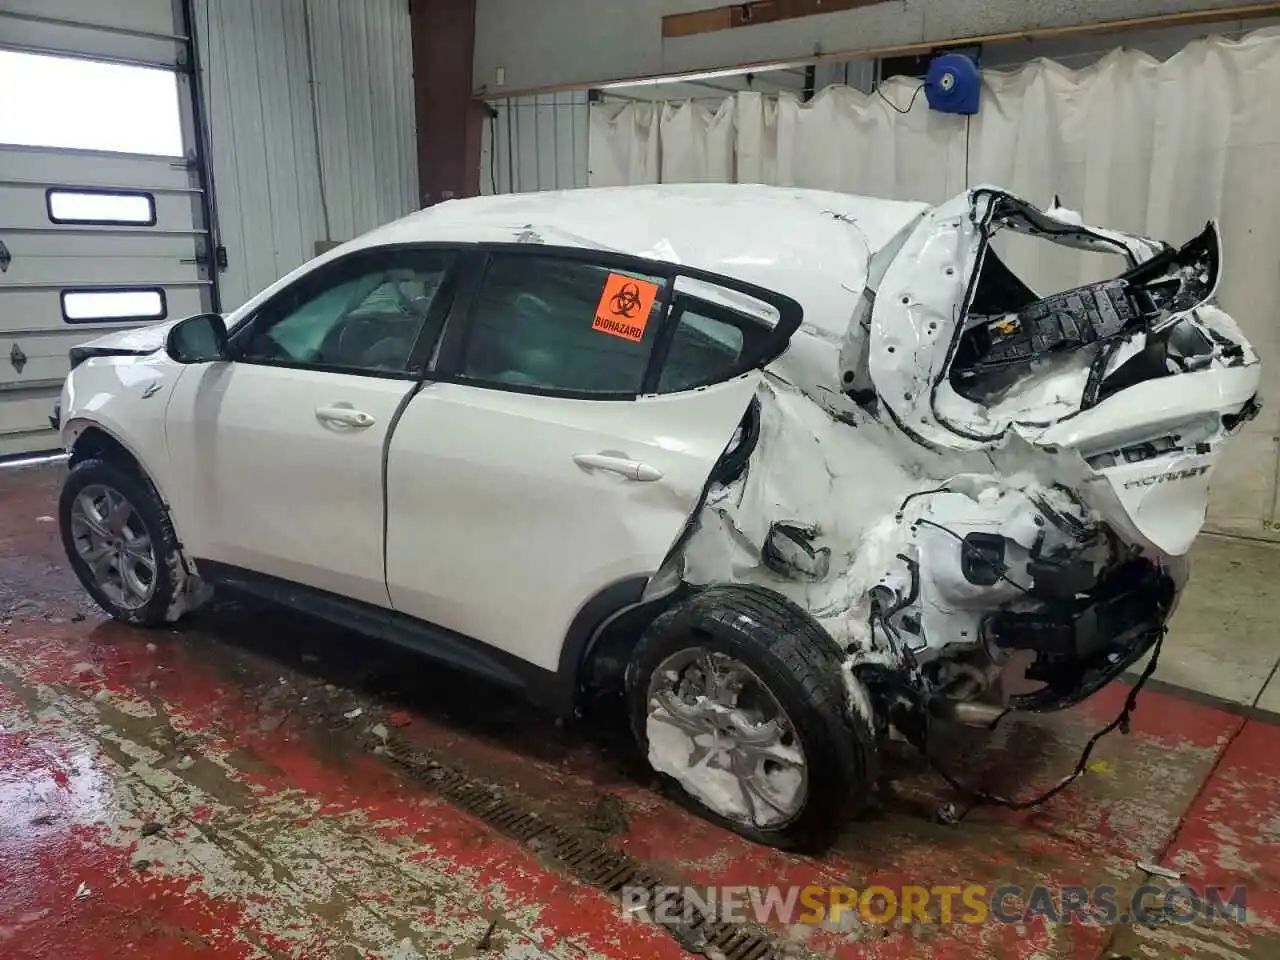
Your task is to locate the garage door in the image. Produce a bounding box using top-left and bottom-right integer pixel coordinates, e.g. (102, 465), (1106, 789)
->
(0, 0), (216, 457)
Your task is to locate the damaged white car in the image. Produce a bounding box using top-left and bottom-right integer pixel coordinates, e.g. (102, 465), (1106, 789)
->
(54, 184), (1259, 851)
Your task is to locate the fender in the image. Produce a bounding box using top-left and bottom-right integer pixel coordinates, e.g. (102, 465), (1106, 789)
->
(62, 416), (196, 574)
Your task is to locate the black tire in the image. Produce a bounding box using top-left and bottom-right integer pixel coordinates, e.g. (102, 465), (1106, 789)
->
(59, 458), (184, 627)
(626, 584), (878, 852)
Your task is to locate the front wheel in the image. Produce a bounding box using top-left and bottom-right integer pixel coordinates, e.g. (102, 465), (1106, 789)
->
(59, 458), (184, 626)
(626, 585), (878, 851)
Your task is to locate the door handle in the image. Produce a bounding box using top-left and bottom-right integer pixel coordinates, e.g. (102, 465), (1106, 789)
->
(315, 406), (375, 428)
(573, 453), (663, 482)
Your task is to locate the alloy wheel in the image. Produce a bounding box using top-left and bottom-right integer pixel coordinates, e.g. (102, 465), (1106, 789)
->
(68, 483), (157, 610)
(645, 647), (809, 829)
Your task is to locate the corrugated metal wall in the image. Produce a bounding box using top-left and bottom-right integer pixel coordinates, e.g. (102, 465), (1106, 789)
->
(194, 0), (418, 310)
(480, 92), (590, 195)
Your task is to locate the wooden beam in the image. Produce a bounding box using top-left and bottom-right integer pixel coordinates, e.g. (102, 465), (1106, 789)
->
(664, 0), (888, 40)
(411, 0), (481, 206)
(664, 7), (731, 39)
(480, 0), (1280, 99)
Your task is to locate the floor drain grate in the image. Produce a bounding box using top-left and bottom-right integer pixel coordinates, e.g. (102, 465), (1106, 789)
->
(382, 742), (801, 959)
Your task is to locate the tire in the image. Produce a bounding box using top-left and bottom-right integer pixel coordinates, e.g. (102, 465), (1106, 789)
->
(626, 584), (878, 852)
(59, 458), (184, 627)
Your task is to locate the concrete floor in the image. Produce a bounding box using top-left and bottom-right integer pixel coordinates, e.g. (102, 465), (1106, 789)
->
(1, 463), (1279, 959)
(1158, 534), (1280, 709)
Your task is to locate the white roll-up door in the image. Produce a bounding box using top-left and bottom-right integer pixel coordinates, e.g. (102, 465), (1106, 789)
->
(0, 0), (216, 456)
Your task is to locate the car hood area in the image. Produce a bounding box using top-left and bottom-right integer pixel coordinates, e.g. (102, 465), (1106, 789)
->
(72, 317), (185, 358)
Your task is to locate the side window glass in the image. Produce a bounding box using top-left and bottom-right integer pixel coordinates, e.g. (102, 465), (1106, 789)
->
(658, 304), (747, 393)
(459, 254), (666, 395)
(238, 251), (454, 374)
(657, 278), (780, 394)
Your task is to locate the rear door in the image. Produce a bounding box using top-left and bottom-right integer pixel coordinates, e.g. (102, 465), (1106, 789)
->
(385, 248), (800, 671)
(0, 1), (214, 457)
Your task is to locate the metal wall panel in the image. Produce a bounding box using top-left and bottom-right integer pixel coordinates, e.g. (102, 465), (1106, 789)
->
(0, 0), (185, 66)
(193, 0), (418, 309)
(481, 92), (590, 195)
(0, 15), (209, 455)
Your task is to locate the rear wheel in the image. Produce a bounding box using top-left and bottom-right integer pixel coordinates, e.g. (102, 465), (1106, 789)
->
(59, 458), (182, 626)
(626, 585), (877, 851)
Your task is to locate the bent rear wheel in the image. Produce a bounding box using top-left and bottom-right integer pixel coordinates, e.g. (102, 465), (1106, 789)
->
(627, 585), (878, 851)
(645, 648), (810, 831)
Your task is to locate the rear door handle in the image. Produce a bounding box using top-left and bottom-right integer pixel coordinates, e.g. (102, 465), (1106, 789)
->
(573, 453), (663, 482)
(316, 406), (375, 428)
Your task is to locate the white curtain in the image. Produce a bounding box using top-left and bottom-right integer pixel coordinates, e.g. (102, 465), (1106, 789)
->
(586, 28), (1280, 538)
(660, 99), (736, 182)
(586, 101), (660, 186)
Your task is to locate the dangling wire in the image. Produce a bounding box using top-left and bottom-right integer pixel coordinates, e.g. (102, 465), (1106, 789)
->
(876, 82), (926, 115)
(925, 629), (1165, 822)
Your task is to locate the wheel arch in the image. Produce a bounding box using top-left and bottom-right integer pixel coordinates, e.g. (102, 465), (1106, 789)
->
(64, 419), (193, 572)
(67, 420), (145, 471)
(556, 575), (684, 712)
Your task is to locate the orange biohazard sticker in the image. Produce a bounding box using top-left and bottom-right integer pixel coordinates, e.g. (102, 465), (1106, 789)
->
(592, 273), (660, 342)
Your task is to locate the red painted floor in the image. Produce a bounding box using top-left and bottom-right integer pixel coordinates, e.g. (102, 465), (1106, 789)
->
(1, 464), (1276, 959)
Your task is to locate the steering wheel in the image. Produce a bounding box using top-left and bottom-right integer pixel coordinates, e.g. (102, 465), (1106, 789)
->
(330, 315), (385, 366)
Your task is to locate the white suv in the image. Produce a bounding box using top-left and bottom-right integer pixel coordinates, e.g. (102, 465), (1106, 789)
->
(55, 184), (1259, 850)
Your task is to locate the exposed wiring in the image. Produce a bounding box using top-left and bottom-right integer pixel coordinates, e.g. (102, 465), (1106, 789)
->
(925, 629), (1165, 821)
(913, 517), (1035, 596)
(888, 482), (1159, 820)
(876, 81), (926, 115)
(867, 554), (927, 690)
(895, 485), (952, 520)
(886, 552), (920, 616)
(978, 706), (1011, 731)
(868, 604), (924, 689)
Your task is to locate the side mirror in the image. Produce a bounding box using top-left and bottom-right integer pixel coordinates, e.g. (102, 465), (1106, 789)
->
(166, 313), (228, 364)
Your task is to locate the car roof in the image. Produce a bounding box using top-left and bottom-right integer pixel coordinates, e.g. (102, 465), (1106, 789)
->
(361, 183), (926, 270)
(231, 184), (931, 338)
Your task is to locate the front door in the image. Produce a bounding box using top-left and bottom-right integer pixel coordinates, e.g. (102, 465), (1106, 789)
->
(165, 247), (457, 606)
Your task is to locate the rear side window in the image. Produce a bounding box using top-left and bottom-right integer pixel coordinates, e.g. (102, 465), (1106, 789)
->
(656, 275), (783, 393)
(459, 254), (667, 395)
(659, 299), (762, 393)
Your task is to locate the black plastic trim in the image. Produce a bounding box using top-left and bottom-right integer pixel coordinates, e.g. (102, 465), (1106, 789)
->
(180, 0), (225, 313)
(196, 561), (657, 717)
(196, 560), (571, 712)
(69, 344), (159, 368)
(555, 575), (652, 692)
